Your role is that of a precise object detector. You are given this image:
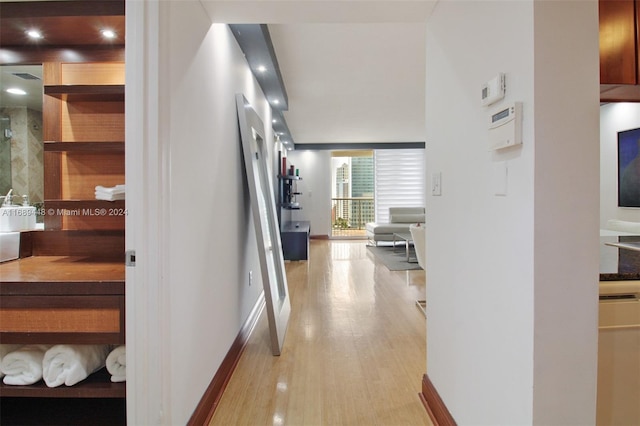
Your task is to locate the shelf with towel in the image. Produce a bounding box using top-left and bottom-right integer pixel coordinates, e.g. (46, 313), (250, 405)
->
(0, 368), (125, 398)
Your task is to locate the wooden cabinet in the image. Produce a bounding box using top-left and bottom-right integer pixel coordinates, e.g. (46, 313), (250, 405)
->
(600, 0), (640, 101)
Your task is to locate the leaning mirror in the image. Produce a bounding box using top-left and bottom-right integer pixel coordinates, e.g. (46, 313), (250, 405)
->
(236, 93), (291, 356)
(0, 65), (44, 215)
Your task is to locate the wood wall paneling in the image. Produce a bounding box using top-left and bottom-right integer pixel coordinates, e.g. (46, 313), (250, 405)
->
(61, 213), (125, 231)
(62, 101), (124, 142)
(30, 230), (124, 258)
(61, 153), (124, 198)
(1, 308), (121, 333)
(599, 0), (638, 85)
(61, 62), (125, 85)
(636, 0), (640, 82)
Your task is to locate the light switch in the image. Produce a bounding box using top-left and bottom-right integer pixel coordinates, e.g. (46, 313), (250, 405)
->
(432, 172), (442, 196)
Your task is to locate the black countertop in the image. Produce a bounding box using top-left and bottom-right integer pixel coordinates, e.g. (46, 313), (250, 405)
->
(600, 235), (640, 281)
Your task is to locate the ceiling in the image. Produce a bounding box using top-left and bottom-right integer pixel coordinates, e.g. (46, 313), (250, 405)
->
(269, 23), (427, 144)
(202, 1), (435, 146)
(0, 0), (431, 147)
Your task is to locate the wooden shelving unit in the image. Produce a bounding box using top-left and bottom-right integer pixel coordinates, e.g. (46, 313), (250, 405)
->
(0, 3), (127, 421)
(0, 59), (126, 406)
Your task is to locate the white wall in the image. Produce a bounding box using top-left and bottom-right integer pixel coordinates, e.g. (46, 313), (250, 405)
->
(284, 149), (332, 236)
(126, 2), (272, 423)
(600, 103), (640, 227)
(425, 1), (599, 424)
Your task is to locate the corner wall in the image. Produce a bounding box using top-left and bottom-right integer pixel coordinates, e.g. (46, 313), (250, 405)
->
(425, 1), (599, 423)
(600, 103), (640, 227)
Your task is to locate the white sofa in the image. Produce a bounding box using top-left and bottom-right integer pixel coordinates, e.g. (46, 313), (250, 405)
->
(365, 207), (425, 245)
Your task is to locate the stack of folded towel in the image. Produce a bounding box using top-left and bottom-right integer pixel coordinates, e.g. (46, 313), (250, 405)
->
(106, 345), (126, 382)
(95, 184), (125, 201)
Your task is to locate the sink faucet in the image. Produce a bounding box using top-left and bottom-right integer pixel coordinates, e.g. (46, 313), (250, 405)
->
(2, 189), (13, 206)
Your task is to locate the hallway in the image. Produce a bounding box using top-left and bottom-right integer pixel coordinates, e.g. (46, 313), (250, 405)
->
(210, 239), (431, 425)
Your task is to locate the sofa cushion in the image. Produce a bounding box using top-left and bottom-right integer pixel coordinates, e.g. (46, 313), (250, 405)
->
(390, 213), (425, 223)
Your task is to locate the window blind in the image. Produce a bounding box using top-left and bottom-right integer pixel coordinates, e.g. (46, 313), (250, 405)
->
(374, 149), (425, 223)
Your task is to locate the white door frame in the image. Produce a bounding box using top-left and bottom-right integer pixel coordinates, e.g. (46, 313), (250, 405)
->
(125, 0), (172, 423)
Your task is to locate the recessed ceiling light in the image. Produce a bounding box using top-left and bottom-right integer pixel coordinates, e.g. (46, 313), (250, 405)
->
(272, 119), (277, 123)
(26, 29), (42, 39)
(7, 88), (27, 95)
(101, 29), (116, 39)
(257, 65), (267, 72)
(272, 99), (280, 105)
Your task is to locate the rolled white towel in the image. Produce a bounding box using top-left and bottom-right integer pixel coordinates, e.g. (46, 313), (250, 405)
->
(1, 345), (51, 385)
(43, 344), (110, 387)
(0, 344), (22, 378)
(106, 345), (126, 383)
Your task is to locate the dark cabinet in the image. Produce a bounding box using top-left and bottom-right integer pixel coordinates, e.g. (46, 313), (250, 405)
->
(281, 221), (310, 261)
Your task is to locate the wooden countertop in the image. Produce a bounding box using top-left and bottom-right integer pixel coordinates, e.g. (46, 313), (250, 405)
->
(0, 256), (124, 295)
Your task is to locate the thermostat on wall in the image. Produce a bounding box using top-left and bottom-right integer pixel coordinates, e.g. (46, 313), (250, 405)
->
(488, 102), (522, 151)
(481, 73), (505, 107)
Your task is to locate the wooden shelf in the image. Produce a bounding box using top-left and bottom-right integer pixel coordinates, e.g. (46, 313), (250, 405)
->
(0, 368), (125, 398)
(45, 199), (126, 209)
(44, 141), (124, 153)
(44, 85), (124, 101)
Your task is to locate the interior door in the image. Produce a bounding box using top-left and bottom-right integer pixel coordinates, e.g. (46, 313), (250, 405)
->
(236, 94), (291, 355)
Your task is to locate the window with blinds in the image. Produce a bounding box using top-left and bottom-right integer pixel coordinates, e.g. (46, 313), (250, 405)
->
(374, 149), (425, 223)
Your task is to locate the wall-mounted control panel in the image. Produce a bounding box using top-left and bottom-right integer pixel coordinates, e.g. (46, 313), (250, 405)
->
(481, 73), (505, 107)
(488, 102), (522, 151)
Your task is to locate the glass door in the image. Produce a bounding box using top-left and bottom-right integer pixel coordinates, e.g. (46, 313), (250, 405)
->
(330, 150), (374, 238)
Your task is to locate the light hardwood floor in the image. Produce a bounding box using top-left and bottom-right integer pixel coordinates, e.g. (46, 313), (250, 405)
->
(210, 239), (431, 426)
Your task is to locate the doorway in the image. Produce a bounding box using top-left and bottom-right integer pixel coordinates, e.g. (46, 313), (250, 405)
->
(330, 150), (374, 238)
